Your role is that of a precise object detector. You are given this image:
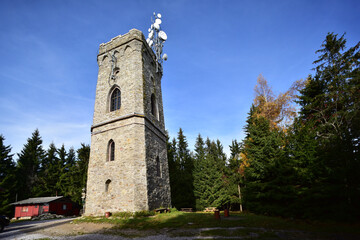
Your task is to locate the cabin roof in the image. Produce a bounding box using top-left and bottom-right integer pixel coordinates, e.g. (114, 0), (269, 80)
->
(11, 196), (64, 205)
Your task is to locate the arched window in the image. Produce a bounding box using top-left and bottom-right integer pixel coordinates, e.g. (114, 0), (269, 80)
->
(110, 88), (121, 111)
(151, 94), (159, 120)
(105, 179), (111, 192)
(156, 156), (161, 177)
(107, 140), (115, 161)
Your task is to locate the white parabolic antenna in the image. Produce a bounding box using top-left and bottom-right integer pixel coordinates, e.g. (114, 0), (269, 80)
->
(157, 13), (162, 18)
(159, 31), (167, 41)
(162, 53), (168, 61)
(155, 18), (162, 25)
(154, 23), (160, 30)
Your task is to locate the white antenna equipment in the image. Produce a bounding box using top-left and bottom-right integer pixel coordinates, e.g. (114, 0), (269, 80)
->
(147, 12), (168, 72)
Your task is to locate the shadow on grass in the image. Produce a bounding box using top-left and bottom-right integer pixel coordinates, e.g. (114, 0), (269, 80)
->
(74, 211), (360, 239)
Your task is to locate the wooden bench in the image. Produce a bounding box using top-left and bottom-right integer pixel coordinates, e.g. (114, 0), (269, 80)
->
(204, 207), (218, 212)
(181, 208), (193, 212)
(154, 208), (170, 213)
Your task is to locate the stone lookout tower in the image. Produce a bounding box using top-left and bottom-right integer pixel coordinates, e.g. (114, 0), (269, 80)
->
(85, 29), (171, 215)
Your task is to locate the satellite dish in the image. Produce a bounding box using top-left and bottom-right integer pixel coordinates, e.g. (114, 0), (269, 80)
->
(148, 28), (151, 32)
(157, 13), (162, 18)
(162, 53), (168, 61)
(155, 18), (162, 25)
(148, 31), (154, 39)
(159, 31), (167, 41)
(154, 23), (160, 30)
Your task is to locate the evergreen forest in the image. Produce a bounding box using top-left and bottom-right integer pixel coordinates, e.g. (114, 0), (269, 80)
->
(168, 33), (360, 220)
(1, 33), (359, 221)
(0, 130), (89, 217)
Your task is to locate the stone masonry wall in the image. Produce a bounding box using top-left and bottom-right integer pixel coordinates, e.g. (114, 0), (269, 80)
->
(85, 29), (171, 216)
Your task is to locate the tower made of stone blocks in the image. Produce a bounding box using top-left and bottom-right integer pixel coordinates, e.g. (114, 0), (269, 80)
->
(85, 29), (171, 216)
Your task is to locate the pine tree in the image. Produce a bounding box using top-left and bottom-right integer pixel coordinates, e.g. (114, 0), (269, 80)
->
(0, 135), (16, 216)
(16, 129), (45, 200)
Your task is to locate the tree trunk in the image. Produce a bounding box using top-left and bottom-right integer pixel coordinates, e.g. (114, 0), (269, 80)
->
(238, 184), (243, 212)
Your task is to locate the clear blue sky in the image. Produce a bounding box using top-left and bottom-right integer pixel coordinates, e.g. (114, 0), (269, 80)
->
(0, 0), (359, 158)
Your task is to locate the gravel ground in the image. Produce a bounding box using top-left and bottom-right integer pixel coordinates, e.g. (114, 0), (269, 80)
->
(4, 219), (360, 240)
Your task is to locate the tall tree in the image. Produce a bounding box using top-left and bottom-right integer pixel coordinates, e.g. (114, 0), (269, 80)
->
(58, 147), (76, 198)
(254, 74), (304, 128)
(297, 33), (360, 219)
(16, 129), (45, 200)
(175, 128), (195, 208)
(0, 135), (16, 216)
(74, 143), (90, 205)
(167, 135), (180, 208)
(241, 105), (288, 215)
(35, 143), (62, 197)
(202, 138), (228, 208)
(193, 134), (207, 210)
(227, 140), (243, 211)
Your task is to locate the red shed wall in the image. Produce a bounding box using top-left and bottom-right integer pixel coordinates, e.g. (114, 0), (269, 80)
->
(14, 205), (39, 218)
(49, 202), (73, 215)
(14, 199), (80, 218)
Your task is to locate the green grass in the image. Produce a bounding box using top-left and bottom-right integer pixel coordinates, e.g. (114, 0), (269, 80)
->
(74, 211), (360, 236)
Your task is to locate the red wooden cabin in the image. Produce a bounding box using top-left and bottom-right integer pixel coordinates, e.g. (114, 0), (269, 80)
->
(11, 196), (80, 219)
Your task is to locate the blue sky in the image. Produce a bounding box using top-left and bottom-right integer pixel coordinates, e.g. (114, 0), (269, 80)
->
(0, 0), (359, 158)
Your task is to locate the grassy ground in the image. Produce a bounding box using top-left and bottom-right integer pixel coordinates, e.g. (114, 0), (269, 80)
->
(73, 210), (360, 239)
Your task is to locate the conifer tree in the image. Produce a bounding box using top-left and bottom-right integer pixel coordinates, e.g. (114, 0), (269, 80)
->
(193, 134), (207, 210)
(227, 140), (243, 211)
(71, 143), (90, 205)
(36, 143), (62, 196)
(58, 147), (76, 198)
(167, 135), (180, 208)
(242, 106), (286, 214)
(202, 138), (228, 208)
(16, 129), (45, 200)
(297, 33), (360, 219)
(175, 128), (195, 208)
(0, 135), (16, 216)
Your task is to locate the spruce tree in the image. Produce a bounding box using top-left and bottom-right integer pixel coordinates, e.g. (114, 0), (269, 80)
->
(58, 147), (76, 198)
(16, 129), (45, 200)
(193, 134), (207, 210)
(297, 33), (360, 219)
(72, 143), (90, 205)
(202, 138), (228, 208)
(175, 128), (195, 208)
(36, 143), (62, 196)
(242, 106), (286, 214)
(167, 135), (180, 208)
(227, 140), (243, 211)
(0, 135), (16, 216)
